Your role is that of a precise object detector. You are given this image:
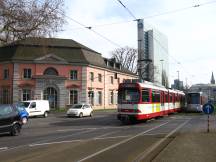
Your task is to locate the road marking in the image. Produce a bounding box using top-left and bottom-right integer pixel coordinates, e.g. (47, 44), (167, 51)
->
(0, 147), (8, 150)
(94, 135), (131, 140)
(77, 121), (170, 162)
(29, 139), (83, 147)
(143, 133), (167, 136)
(57, 125), (153, 132)
(30, 129), (96, 146)
(29, 135), (131, 147)
(0, 145), (26, 153)
(93, 131), (117, 139)
(57, 128), (97, 132)
(133, 119), (191, 162)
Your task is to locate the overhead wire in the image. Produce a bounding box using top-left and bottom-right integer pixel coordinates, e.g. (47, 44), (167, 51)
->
(37, 0), (123, 49)
(116, 0), (137, 20)
(66, 0), (216, 30)
(37, 0), (216, 84)
(114, 0), (194, 82)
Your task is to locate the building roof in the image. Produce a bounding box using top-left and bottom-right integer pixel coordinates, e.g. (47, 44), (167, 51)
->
(0, 37), (136, 75)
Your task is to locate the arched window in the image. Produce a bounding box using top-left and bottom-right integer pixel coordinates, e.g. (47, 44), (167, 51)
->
(44, 67), (58, 76)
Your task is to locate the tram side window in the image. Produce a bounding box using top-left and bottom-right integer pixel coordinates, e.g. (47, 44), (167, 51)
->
(152, 90), (160, 103)
(169, 94), (172, 102)
(165, 93), (169, 102)
(142, 89), (150, 102)
(161, 91), (164, 105)
(173, 94), (175, 103)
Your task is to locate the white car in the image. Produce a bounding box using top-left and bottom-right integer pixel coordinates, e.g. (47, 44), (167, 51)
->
(67, 104), (93, 118)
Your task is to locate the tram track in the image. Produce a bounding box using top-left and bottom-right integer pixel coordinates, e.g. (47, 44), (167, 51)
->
(0, 113), (193, 162)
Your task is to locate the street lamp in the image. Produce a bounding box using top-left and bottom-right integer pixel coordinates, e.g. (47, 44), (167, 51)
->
(177, 70), (180, 89)
(160, 59), (164, 86)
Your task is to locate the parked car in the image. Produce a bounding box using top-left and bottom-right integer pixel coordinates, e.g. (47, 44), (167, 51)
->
(0, 104), (24, 136)
(19, 100), (50, 118)
(14, 103), (29, 124)
(67, 103), (93, 118)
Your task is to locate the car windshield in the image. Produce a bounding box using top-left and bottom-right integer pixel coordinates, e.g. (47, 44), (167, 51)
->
(16, 105), (26, 112)
(72, 104), (83, 109)
(13, 103), (25, 111)
(0, 105), (13, 116)
(18, 102), (30, 108)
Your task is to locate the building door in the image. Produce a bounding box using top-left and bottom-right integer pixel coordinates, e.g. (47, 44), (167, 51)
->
(43, 87), (57, 109)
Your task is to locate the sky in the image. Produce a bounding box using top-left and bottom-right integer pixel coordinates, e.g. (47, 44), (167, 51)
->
(56, 0), (216, 87)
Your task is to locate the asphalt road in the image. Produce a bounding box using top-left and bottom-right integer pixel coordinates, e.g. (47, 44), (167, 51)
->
(0, 111), (213, 162)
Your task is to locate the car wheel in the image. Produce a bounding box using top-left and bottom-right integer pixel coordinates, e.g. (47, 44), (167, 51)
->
(10, 124), (21, 136)
(79, 113), (83, 118)
(90, 112), (93, 117)
(43, 111), (48, 118)
(22, 117), (28, 124)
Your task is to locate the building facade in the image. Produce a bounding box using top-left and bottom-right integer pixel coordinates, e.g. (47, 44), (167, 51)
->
(171, 79), (184, 90)
(0, 37), (137, 109)
(189, 73), (216, 102)
(189, 84), (216, 102)
(143, 29), (169, 87)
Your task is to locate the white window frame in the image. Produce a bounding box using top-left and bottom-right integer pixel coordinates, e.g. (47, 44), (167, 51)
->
(69, 89), (78, 105)
(23, 68), (32, 79)
(70, 70), (78, 80)
(22, 89), (31, 101)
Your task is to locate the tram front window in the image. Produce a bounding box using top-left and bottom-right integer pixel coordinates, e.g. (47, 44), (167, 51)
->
(188, 94), (200, 104)
(118, 88), (140, 104)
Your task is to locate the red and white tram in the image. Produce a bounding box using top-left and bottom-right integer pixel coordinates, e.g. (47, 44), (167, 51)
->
(117, 81), (185, 123)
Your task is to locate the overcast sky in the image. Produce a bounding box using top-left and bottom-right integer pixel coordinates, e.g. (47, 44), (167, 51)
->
(57, 0), (216, 86)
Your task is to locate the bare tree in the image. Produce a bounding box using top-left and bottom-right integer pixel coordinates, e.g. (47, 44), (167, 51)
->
(0, 0), (66, 45)
(111, 46), (137, 73)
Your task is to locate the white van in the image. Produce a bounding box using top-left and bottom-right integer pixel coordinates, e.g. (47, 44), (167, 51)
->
(20, 100), (50, 117)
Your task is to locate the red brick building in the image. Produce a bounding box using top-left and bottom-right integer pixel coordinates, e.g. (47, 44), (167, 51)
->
(0, 37), (137, 109)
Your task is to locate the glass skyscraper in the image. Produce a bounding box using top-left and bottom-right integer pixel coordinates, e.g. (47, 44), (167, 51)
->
(143, 29), (169, 87)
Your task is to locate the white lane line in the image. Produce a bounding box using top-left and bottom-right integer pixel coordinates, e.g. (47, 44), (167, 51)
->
(30, 129), (96, 146)
(57, 125), (154, 132)
(0, 145), (26, 153)
(0, 147), (8, 150)
(93, 131), (120, 139)
(94, 135), (131, 140)
(57, 128), (97, 132)
(134, 119), (191, 162)
(29, 135), (131, 147)
(29, 139), (83, 147)
(143, 133), (167, 136)
(57, 126), (123, 132)
(77, 121), (170, 162)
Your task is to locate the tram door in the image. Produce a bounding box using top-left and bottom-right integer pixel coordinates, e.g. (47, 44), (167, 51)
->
(161, 91), (165, 115)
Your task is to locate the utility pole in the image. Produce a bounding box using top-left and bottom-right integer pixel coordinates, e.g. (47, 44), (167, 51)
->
(177, 70), (180, 90)
(137, 19), (145, 82)
(160, 59), (164, 86)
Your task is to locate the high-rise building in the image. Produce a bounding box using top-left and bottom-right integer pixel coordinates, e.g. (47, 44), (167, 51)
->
(143, 29), (169, 87)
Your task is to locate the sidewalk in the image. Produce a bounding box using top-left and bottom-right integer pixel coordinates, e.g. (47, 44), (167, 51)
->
(153, 132), (216, 162)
